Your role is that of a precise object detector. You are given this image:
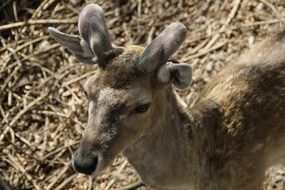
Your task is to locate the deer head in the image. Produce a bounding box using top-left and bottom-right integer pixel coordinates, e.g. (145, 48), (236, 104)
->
(48, 4), (192, 175)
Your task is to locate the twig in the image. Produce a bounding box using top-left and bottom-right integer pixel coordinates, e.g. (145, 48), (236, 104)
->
(31, 0), (49, 19)
(242, 19), (285, 27)
(39, 117), (49, 158)
(260, 0), (284, 21)
(32, 0), (59, 19)
(225, 0), (242, 26)
(37, 110), (69, 118)
(46, 164), (70, 190)
(182, 38), (209, 58)
(0, 19), (77, 31)
(147, 25), (156, 45)
(0, 66), (20, 96)
(42, 140), (79, 160)
(174, 90), (187, 108)
(62, 70), (98, 87)
(54, 174), (77, 190)
(0, 93), (49, 143)
(7, 154), (41, 190)
(105, 160), (129, 190)
(182, 41), (227, 62)
(118, 180), (145, 190)
(6, 47), (22, 66)
(12, 1), (18, 21)
(203, 0), (241, 50)
(0, 0), (12, 11)
(10, 93), (49, 127)
(88, 177), (93, 190)
(2, 36), (49, 62)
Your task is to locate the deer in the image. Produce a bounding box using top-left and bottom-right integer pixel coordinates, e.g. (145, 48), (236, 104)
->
(48, 3), (285, 190)
(0, 178), (11, 190)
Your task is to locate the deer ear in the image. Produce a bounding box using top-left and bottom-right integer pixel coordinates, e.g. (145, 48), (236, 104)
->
(138, 23), (187, 72)
(48, 27), (95, 64)
(157, 62), (192, 89)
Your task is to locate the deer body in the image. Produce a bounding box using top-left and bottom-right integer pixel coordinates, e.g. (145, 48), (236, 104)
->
(123, 33), (285, 190)
(49, 4), (285, 190)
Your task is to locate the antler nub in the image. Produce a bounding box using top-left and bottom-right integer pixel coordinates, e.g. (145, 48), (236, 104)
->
(138, 22), (187, 72)
(78, 4), (113, 66)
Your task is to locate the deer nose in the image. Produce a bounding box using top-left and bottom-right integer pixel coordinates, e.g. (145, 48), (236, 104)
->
(72, 151), (98, 175)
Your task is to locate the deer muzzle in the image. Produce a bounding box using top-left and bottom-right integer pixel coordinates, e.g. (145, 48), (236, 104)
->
(72, 149), (99, 175)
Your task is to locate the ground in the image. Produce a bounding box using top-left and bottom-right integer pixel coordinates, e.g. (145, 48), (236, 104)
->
(0, 0), (285, 189)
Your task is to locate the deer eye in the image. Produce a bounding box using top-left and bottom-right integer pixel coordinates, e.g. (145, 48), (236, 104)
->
(132, 103), (150, 114)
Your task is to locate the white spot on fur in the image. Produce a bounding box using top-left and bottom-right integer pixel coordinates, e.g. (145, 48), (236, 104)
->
(98, 87), (114, 102)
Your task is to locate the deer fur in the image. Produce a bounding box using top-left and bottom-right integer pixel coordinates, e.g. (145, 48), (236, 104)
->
(49, 4), (285, 190)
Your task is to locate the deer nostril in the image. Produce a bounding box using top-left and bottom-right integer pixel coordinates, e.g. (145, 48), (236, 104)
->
(72, 152), (98, 175)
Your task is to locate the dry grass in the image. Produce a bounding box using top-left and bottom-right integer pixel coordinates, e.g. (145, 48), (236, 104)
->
(0, 0), (285, 189)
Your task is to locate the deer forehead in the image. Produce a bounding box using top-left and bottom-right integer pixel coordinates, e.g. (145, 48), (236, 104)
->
(85, 47), (144, 90)
(83, 46), (153, 109)
(96, 85), (152, 107)
(97, 87), (129, 105)
(83, 46), (152, 95)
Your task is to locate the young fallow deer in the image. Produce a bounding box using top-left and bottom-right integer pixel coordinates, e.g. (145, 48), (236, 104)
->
(48, 4), (285, 190)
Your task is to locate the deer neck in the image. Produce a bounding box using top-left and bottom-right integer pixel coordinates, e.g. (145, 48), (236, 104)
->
(123, 87), (221, 188)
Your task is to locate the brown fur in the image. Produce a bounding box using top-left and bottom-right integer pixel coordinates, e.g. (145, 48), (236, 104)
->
(77, 32), (285, 190)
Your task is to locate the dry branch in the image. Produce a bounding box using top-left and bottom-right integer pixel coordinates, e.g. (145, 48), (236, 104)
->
(0, 19), (77, 31)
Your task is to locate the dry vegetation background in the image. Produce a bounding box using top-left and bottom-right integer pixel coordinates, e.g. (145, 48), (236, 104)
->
(0, 0), (285, 189)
